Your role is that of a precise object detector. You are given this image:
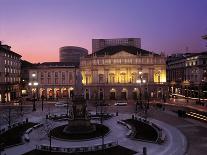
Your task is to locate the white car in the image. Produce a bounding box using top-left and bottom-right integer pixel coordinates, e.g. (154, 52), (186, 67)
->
(55, 101), (68, 107)
(114, 101), (127, 106)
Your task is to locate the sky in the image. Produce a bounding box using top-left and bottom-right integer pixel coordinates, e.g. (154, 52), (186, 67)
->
(0, 0), (207, 63)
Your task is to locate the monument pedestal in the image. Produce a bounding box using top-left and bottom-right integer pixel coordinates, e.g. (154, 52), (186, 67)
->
(63, 95), (95, 134)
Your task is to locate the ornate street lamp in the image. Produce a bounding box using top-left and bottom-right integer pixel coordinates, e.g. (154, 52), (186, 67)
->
(29, 81), (38, 111)
(136, 71), (146, 113)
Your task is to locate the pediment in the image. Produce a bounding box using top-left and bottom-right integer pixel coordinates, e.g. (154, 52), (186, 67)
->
(111, 51), (135, 58)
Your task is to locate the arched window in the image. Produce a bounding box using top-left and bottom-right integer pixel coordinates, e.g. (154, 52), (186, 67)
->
(99, 74), (104, 83)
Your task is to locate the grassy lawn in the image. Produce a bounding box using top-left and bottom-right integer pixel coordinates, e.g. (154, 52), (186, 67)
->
(23, 145), (136, 155)
(50, 123), (109, 140)
(0, 122), (37, 148)
(124, 119), (158, 142)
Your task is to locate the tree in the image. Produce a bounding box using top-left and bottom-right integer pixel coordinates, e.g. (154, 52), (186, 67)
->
(37, 119), (54, 152)
(1, 106), (21, 126)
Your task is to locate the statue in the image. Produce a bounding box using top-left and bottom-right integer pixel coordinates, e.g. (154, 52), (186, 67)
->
(63, 83), (95, 134)
(75, 70), (83, 95)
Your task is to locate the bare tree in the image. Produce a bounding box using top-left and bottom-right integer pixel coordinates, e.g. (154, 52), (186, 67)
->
(38, 119), (55, 152)
(1, 106), (21, 126)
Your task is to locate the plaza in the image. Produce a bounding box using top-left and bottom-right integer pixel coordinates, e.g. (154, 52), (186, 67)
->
(1, 98), (207, 155)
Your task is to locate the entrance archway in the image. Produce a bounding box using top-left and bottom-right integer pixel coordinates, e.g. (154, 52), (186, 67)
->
(48, 89), (54, 99)
(56, 89), (61, 99)
(132, 88), (138, 100)
(41, 89), (46, 98)
(99, 88), (104, 100)
(85, 89), (90, 100)
(62, 89), (68, 98)
(121, 88), (127, 100)
(110, 88), (116, 100)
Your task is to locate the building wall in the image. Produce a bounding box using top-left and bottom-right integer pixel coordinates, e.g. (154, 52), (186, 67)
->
(92, 38), (141, 53)
(29, 66), (77, 100)
(167, 53), (207, 99)
(80, 51), (167, 100)
(0, 43), (22, 102)
(59, 46), (88, 63)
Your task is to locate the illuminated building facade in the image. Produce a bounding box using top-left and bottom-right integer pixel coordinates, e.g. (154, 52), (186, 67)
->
(28, 62), (77, 100)
(167, 52), (207, 100)
(80, 45), (167, 100)
(0, 42), (22, 102)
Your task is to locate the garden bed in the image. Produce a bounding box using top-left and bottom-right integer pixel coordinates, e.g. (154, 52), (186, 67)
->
(0, 122), (37, 148)
(124, 119), (158, 142)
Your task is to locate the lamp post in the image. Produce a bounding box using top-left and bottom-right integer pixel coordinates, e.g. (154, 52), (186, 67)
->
(41, 95), (44, 111)
(29, 81), (38, 112)
(136, 71), (146, 114)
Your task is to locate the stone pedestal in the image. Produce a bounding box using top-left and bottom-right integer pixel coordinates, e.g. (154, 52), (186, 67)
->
(63, 95), (95, 134)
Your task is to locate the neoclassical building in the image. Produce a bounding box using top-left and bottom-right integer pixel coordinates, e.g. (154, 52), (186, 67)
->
(28, 62), (77, 100)
(80, 45), (167, 100)
(0, 42), (22, 102)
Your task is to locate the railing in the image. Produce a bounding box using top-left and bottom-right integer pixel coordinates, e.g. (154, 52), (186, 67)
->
(117, 120), (134, 137)
(24, 123), (43, 142)
(36, 141), (118, 153)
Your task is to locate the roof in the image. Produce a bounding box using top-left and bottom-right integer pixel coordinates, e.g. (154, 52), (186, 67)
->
(0, 45), (22, 58)
(167, 52), (207, 63)
(34, 62), (78, 68)
(202, 35), (207, 40)
(87, 45), (160, 57)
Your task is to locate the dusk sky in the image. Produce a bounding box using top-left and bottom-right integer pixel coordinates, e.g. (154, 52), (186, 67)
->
(0, 0), (207, 63)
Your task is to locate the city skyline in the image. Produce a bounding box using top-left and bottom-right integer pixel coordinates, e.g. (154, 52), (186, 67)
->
(1, 0), (207, 63)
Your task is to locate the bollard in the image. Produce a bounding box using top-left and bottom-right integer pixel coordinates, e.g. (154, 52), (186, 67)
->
(143, 147), (147, 155)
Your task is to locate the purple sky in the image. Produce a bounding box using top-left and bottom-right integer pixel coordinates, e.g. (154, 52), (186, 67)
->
(0, 0), (207, 62)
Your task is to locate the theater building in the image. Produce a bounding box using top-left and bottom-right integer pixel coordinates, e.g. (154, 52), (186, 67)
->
(80, 45), (167, 100)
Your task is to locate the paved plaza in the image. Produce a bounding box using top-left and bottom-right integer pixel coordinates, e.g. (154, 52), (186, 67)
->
(1, 100), (207, 155)
(2, 110), (187, 155)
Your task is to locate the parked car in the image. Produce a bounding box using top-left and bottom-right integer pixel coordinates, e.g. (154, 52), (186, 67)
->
(114, 101), (127, 106)
(55, 101), (68, 107)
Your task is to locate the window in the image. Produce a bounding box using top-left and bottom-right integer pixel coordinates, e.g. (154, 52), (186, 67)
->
(55, 78), (58, 84)
(41, 78), (44, 84)
(109, 74), (115, 83)
(62, 72), (65, 78)
(120, 73), (126, 83)
(99, 74), (104, 83)
(48, 78), (51, 84)
(55, 72), (58, 77)
(69, 72), (73, 83)
(48, 72), (51, 78)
